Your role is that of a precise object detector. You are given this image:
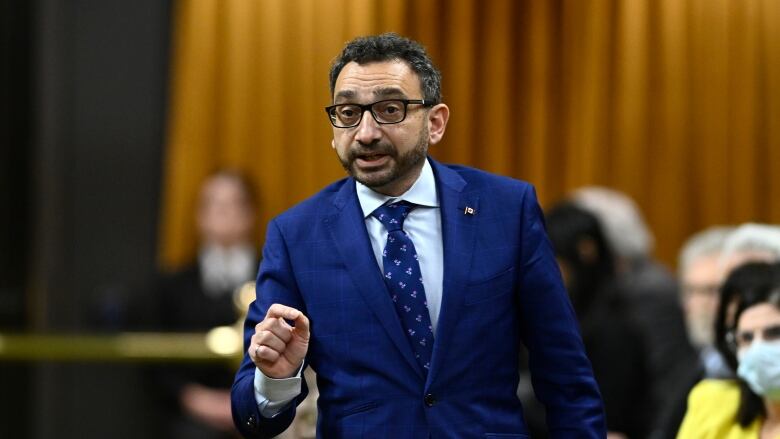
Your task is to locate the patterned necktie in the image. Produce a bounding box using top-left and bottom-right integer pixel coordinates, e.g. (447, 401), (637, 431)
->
(372, 201), (434, 373)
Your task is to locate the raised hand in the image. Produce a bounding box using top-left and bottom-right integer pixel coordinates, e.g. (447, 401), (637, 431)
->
(249, 304), (310, 379)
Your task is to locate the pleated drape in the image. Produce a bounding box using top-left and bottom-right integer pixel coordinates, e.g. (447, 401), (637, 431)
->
(159, 0), (780, 270)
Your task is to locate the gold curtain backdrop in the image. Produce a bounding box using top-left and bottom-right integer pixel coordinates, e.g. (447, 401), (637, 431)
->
(159, 0), (780, 271)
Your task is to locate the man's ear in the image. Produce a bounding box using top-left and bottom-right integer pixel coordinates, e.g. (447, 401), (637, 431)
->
(427, 103), (450, 145)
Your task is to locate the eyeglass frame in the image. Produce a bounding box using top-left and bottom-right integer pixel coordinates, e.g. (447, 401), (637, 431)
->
(324, 99), (434, 128)
(682, 283), (721, 298)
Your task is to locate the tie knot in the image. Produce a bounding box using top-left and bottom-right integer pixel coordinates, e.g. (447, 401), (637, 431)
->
(371, 201), (415, 232)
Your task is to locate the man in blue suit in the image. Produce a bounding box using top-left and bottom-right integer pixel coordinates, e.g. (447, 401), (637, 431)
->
(231, 33), (605, 438)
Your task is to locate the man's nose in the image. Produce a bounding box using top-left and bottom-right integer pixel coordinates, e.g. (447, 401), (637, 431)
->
(354, 109), (382, 145)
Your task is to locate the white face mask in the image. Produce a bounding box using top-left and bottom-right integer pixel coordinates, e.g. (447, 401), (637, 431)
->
(737, 341), (780, 400)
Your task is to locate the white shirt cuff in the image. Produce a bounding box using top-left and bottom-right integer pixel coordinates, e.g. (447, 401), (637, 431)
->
(253, 366), (303, 418)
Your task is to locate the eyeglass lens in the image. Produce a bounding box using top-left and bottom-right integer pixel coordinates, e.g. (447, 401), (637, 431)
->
(330, 100), (407, 127)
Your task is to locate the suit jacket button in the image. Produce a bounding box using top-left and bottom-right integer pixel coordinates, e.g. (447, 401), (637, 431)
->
(246, 414), (257, 428)
(424, 393), (436, 407)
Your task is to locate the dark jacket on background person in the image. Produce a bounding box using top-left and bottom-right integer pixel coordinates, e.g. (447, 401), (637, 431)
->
(151, 263), (241, 439)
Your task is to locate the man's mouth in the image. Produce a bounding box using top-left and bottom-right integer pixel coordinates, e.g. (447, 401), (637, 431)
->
(354, 154), (390, 167)
(359, 154), (385, 162)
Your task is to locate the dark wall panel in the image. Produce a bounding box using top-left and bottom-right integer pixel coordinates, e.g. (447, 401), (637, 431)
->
(1, 0), (33, 437)
(27, 0), (172, 437)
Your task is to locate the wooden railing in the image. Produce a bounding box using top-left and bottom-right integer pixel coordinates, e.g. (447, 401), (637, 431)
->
(0, 282), (256, 364)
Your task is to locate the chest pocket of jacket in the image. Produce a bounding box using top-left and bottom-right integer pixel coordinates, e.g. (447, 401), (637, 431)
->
(464, 266), (515, 305)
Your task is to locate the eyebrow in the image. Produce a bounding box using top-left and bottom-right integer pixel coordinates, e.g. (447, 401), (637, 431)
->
(373, 87), (407, 99)
(333, 87), (408, 103)
(334, 90), (356, 102)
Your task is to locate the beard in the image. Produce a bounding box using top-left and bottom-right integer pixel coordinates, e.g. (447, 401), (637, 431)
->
(338, 125), (429, 190)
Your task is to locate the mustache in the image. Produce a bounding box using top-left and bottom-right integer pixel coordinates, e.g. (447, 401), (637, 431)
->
(347, 143), (396, 160)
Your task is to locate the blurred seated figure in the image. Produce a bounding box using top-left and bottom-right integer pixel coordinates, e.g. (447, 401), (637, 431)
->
(713, 224), (780, 374)
(546, 202), (652, 439)
(672, 224), (780, 438)
(656, 226), (734, 437)
(679, 226), (736, 377)
(677, 261), (780, 439)
(720, 224), (780, 275)
(716, 263), (780, 373)
(153, 170), (258, 439)
(570, 186), (697, 435)
(571, 187), (673, 292)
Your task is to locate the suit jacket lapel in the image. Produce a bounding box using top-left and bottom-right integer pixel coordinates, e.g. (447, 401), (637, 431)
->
(427, 159), (479, 386)
(325, 179), (425, 379)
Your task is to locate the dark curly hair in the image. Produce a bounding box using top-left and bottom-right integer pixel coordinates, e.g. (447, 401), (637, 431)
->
(328, 33), (442, 104)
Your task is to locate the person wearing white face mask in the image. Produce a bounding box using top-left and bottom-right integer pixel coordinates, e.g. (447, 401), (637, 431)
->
(738, 330), (780, 403)
(677, 262), (780, 439)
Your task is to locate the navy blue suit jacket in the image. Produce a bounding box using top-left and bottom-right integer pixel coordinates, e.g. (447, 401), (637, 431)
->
(232, 159), (605, 438)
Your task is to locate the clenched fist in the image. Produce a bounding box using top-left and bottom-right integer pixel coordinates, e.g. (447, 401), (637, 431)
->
(249, 304), (310, 379)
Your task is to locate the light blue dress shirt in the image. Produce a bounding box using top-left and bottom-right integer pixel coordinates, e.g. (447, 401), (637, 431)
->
(253, 158), (443, 417)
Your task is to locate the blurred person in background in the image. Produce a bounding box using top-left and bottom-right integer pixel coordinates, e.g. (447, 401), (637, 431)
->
(546, 202), (652, 439)
(570, 187), (673, 292)
(720, 224), (780, 275)
(152, 170), (258, 438)
(655, 226), (735, 437)
(715, 263), (780, 374)
(713, 224), (780, 374)
(570, 186), (698, 434)
(672, 224), (780, 438)
(677, 261), (780, 438)
(680, 226), (736, 376)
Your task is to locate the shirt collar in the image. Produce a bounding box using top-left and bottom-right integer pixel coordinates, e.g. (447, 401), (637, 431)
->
(356, 158), (439, 218)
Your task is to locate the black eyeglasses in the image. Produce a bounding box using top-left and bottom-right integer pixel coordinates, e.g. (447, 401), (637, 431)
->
(682, 284), (720, 298)
(726, 323), (780, 352)
(324, 99), (433, 128)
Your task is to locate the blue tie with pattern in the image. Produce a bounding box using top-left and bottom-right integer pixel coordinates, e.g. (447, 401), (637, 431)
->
(372, 201), (434, 373)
